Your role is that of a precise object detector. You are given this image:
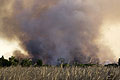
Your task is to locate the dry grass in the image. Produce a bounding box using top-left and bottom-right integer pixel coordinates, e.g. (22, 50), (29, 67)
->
(0, 66), (120, 80)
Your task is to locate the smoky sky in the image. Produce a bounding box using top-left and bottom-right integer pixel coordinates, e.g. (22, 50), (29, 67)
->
(0, 0), (119, 64)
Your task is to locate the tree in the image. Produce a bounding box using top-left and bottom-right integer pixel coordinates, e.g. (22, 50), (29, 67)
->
(9, 56), (19, 66)
(36, 59), (43, 66)
(0, 56), (11, 67)
(118, 58), (120, 66)
(20, 59), (32, 67)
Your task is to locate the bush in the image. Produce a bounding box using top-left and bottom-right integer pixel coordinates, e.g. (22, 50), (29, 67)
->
(9, 56), (19, 66)
(20, 59), (32, 67)
(105, 63), (118, 67)
(118, 58), (120, 66)
(0, 56), (11, 67)
(36, 59), (43, 66)
(63, 63), (70, 68)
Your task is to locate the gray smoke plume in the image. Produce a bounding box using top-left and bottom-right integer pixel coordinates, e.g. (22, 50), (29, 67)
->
(0, 0), (119, 64)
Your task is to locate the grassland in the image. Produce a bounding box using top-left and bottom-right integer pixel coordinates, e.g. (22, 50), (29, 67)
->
(0, 66), (120, 80)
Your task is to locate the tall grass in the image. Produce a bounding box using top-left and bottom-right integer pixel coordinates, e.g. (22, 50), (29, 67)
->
(0, 66), (120, 80)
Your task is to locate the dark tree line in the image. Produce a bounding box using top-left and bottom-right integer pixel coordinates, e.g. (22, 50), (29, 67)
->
(1, 56), (120, 67)
(0, 56), (43, 67)
(0, 56), (97, 67)
(104, 58), (120, 67)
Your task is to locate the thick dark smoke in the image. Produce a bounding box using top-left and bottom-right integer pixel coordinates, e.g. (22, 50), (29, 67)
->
(0, 0), (118, 64)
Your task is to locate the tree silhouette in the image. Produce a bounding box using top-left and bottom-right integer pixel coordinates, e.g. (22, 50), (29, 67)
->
(0, 56), (11, 67)
(118, 58), (120, 66)
(36, 59), (43, 66)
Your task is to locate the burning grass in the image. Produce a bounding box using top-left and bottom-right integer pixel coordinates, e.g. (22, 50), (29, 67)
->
(0, 66), (120, 80)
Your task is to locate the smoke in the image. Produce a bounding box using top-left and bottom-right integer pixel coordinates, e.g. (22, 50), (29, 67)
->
(13, 50), (28, 59)
(0, 0), (119, 64)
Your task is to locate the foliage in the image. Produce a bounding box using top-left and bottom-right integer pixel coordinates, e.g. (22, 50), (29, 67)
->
(0, 56), (120, 68)
(9, 56), (19, 66)
(0, 56), (11, 67)
(63, 63), (70, 68)
(73, 61), (96, 67)
(20, 59), (32, 67)
(118, 58), (120, 66)
(36, 59), (43, 66)
(105, 63), (118, 67)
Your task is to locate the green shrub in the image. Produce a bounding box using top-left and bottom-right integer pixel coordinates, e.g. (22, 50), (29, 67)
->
(9, 56), (19, 66)
(20, 59), (32, 67)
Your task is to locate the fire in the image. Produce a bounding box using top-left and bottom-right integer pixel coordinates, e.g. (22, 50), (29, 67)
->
(100, 21), (120, 60)
(0, 38), (27, 58)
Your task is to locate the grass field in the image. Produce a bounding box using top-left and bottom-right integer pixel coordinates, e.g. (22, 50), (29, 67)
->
(0, 66), (120, 80)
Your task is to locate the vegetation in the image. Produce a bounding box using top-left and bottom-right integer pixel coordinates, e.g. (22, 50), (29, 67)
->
(105, 63), (118, 67)
(9, 56), (19, 66)
(0, 56), (120, 68)
(20, 59), (32, 67)
(36, 59), (43, 66)
(118, 58), (120, 66)
(0, 56), (120, 79)
(0, 66), (120, 80)
(0, 56), (44, 67)
(0, 56), (11, 67)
